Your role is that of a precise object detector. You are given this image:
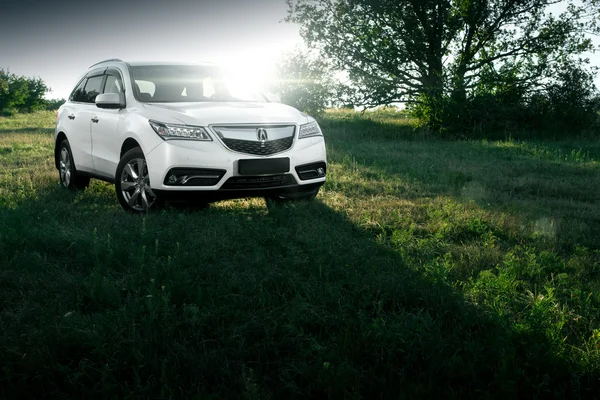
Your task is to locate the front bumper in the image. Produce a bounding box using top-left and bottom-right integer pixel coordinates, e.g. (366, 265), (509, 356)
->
(144, 134), (326, 194)
(154, 181), (323, 202)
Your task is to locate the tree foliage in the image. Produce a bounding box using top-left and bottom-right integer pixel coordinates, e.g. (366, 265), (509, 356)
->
(407, 59), (599, 137)
(526, 60), (600, 135)
(271, 49), (339, 116)
(44, 98), (66, 111)
(0, 68), (49, 113)
(287, 0), (600, 132)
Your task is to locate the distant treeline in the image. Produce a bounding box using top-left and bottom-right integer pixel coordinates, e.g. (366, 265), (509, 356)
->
(0, 68), (64, 115)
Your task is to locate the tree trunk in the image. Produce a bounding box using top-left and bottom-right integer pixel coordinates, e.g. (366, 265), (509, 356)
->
(422, 56), (445, 130)
(420, 0), (446, 131)
(451, 69), (467, 104)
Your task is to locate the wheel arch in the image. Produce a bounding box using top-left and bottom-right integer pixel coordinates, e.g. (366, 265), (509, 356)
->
(120, 137), (142, 158)
(54, 132), (68, 169)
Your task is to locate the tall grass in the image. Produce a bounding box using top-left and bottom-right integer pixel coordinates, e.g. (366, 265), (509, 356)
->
(1, 110), (599, 398)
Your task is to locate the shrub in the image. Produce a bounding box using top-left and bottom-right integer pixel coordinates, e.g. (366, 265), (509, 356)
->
(0, 68), (49, 114)
(409, 64), (600, 139)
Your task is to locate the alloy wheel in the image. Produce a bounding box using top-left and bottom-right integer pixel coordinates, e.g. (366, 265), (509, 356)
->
(120, 158), (156, 211)
(59, 147), (72, 188)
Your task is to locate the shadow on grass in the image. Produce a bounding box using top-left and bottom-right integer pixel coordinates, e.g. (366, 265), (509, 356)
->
(319, 111), (430, 142)
(0, 184), (597, 398)
(0, 127), (54, 135)
(323, 116), (600, 251)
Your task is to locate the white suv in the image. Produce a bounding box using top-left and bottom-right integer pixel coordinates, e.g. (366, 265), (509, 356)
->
(55, 59), (327, 212)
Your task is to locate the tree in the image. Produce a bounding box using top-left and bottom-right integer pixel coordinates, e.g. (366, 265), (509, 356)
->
(0, 69), (8, 95)
(44, 98), (66, 111)
(0, 69), (27, 112)
(286, 0), (598, 129)
(271, 49), (339, 116)
(0, 68), (49, 113)
(529, 60), (600, 134)
(23, 77), (49, 112)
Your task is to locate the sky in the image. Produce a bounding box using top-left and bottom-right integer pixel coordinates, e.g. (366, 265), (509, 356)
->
(0, 0), (303, 99)
(1, 0), (599, 100)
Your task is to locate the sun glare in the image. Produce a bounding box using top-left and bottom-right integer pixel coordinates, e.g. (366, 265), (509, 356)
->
(210, 47), (281, 92)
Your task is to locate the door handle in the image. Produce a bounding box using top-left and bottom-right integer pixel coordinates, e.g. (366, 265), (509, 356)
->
(91, 117), (99, 123)
(68, 114), (75, 120)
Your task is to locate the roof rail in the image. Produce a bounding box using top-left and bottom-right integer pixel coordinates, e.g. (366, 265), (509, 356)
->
(88, 58), (123, 68)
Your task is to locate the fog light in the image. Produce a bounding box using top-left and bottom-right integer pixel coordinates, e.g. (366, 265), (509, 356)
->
(295, 162), (327, 181)
(164, 168), (227, 186)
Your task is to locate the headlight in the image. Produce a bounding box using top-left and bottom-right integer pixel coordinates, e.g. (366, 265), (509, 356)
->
(149, 120), (212, 141)
(298, 121), (323, 139)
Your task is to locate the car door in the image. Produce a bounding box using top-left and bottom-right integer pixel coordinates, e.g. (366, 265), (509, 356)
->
(91, 70), (125, 179)
(63, 77), (97, 172)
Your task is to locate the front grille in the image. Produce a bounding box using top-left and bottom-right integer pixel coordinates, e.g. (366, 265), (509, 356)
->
(221, 136), (294, 156)
(221, 174), (296, 190)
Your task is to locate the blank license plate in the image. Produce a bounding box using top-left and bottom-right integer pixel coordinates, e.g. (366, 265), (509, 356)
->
(238, 158), (290, 175)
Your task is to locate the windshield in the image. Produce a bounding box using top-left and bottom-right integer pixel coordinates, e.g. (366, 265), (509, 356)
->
(129, 65), (266, 103)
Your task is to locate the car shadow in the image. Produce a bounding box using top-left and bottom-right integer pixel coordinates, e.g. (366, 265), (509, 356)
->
(0, 183), (597, 398)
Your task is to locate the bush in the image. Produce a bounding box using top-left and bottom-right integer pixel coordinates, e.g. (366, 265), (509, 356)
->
(0, 68), (49, 114)
(44, 98), (66, 111)
(409, 64), (600, 139)
(536, 65), (600, 137)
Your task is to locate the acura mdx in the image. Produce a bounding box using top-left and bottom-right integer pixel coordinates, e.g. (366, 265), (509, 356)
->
(55, 59), (327, 212)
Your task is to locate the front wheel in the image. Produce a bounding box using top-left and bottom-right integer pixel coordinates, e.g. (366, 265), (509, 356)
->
(115, 148), (161, 213)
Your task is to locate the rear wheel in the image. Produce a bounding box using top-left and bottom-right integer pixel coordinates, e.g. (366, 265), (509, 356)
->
(115, 147), (162, 213)
(58, 139), (90, 190)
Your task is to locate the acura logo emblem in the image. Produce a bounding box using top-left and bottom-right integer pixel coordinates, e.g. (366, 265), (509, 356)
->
(256, 128), (268, 147)
(256, 128), (268, 141)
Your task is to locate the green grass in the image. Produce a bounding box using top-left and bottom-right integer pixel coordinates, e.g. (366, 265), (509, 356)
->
(1, 110), (600, 398)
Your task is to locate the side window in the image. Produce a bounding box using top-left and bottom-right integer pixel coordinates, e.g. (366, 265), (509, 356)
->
(135, 80), (155, 102)
(82, 75), (104, 103)
(104, 74), (123, 95)
(135, 80), (155, 96)
(70, 79), (87, 102)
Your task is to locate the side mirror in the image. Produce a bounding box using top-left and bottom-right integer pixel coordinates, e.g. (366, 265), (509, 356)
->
(264, 92), (281, 103)
(96, 93), (124, 109)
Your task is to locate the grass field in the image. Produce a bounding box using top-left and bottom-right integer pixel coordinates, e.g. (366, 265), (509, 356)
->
(1, 110), (600, 398)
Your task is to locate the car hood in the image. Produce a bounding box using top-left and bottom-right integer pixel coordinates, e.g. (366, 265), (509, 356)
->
(142, 102), (309, 126)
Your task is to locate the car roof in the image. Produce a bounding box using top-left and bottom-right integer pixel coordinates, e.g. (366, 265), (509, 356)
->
(125, 61), (217, 67)
(88, 60), (217, 70)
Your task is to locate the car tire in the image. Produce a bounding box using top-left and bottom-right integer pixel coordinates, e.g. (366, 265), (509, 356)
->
(115, 147), (162, 213)
(265, 188), (320, 205)
(58, 139), (90, 191)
